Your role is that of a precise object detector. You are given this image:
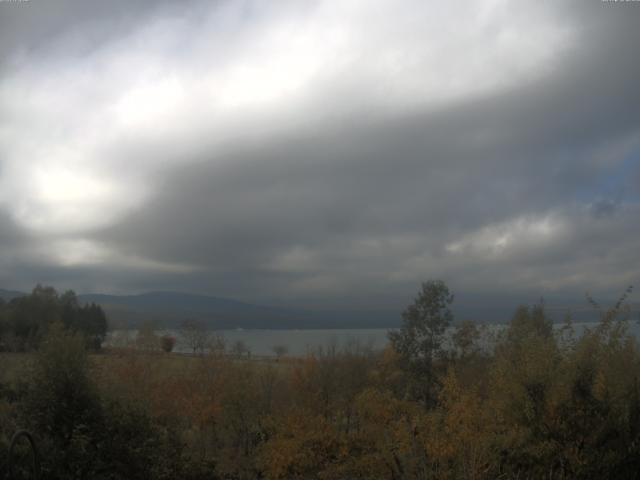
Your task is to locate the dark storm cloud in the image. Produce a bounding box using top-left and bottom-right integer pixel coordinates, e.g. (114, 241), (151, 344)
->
(0, 0), (639, 312)
(101, 2), (638, 278)
(99, 2), (639, 307)
(0, 209), (25, 246)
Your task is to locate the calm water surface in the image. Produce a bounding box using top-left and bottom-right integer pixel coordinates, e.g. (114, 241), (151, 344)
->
(107, 321), (640, 357)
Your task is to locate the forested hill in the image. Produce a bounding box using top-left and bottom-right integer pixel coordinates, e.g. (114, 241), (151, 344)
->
(76, 291), (398, 330)
(0, 289), (24, 302)
(2, 288), (397, 329)
(79, 291), (305, 329)
(2, 288), (638, 330)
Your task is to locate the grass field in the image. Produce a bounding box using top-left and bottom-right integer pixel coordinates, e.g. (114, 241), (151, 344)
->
(1, 348), (300, 401)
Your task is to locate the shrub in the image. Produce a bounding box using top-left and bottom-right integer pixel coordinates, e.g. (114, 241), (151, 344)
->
(160, 335), (176, 353)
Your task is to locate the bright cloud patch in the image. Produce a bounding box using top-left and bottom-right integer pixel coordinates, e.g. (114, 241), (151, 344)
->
(446, 214), (566, 258)
(0, 0), (576, 237)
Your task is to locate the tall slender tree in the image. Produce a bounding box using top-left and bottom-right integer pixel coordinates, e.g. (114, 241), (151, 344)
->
(388, 280), (454, 406)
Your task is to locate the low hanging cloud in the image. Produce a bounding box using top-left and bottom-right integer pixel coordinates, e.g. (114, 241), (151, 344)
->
(0, 0), (639, 313)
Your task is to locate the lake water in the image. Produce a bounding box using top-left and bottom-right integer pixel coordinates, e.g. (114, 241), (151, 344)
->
(107, 320), (640, 357)
(108, 328), (391, 356)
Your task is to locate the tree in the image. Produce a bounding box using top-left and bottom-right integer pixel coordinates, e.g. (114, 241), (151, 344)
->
(7, 285), (61, 350)
(506, 302), (553, 345)
(136, 321), (159, 352)
(2, 286), (108, 351)
(0, 299), (7, 350)
(388, 280), (454, 406)
(209, 333), (227, 356)
(20, 323), (103, 478)
(231, 340), (250, 358)
(20, 323), (185, 479)
(272, 345), (288, 360)
(452, 320), (480, 360)
(81, 302), (108, 350)
(179, 319), (211, 355)
(160, 335), (176, 353)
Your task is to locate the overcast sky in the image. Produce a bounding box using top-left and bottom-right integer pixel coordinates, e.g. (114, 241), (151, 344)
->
(0, 0), (638, 313)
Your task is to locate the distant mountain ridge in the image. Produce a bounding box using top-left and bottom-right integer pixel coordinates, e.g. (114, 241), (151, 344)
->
(79, 291), (276, 315)
(0, 288), (396, 329)
(78, 291), (317, 329)
(76, 291), (401, 329)
(2, 288), (638, 329)
(0, 289), (25, 301)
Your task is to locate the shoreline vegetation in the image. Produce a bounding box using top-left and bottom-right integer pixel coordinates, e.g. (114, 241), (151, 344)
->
(1, 282), (640, 479)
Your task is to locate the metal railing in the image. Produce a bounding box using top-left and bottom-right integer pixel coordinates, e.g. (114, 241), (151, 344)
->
(6, 430), (39, 480)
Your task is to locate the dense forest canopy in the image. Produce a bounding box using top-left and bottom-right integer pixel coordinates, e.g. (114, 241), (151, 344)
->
(0, 285), (107, 352)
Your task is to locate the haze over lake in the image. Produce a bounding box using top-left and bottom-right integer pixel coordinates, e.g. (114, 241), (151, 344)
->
(108, 321), (640, 357)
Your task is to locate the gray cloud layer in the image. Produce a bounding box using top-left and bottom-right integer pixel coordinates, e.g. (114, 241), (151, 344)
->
(0, 0), (639, 315)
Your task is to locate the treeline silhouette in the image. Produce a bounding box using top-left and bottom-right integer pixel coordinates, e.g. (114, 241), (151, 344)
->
(0, 285), (107, 351)
(0, 282), (639, 479)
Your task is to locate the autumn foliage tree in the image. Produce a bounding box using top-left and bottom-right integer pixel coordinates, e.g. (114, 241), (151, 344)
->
(160, 335), (176, 353)
(388, 280), (454, 406)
